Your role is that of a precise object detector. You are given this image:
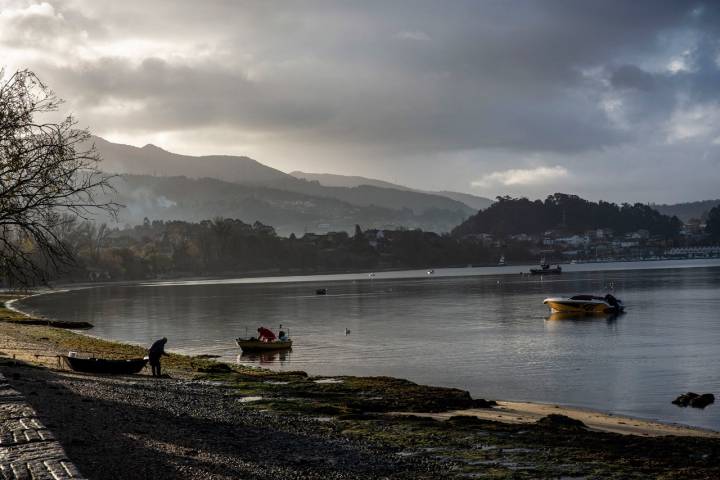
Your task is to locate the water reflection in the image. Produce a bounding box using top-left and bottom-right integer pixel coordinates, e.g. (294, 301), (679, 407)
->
(546, 311), (621, 324)
(238, 349), (292, 366)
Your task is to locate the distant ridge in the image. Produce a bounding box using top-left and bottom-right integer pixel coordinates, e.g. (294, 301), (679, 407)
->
(651, 199), (720, 222)
(90, 137), (480, 233)
(290, 171), (413, 191)
(291, 171), (493, 211)
(92, 136), (292, 184)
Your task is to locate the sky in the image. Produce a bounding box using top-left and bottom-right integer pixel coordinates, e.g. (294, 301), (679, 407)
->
(2, 0), (720, 203)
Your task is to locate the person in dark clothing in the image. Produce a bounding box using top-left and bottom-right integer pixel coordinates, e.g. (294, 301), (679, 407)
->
(604, 294), (618, 308)
(148, 337), (168, 377)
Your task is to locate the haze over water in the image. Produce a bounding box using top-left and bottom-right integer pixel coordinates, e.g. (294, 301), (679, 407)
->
(18, 259), (720, 430)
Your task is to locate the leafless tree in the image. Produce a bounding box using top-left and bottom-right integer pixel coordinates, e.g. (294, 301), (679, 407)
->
(0, 69), (118, 286)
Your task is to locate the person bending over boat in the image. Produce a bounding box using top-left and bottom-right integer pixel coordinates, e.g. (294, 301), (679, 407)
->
(257, 327), (276, 343)
(148, 337), (169, 377)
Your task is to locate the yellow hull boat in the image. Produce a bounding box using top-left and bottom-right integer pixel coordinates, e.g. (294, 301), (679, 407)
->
(543, 294), (624, 314)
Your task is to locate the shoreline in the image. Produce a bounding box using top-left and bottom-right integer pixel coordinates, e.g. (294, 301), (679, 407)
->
(3, 292), (717, 438)
(9, 256), (720, 293)
(2, 294), (720, 478)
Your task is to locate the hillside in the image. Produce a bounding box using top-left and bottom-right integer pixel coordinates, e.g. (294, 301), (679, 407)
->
(101, 175), (469, 236)
(291, 171), (493, 211)
(290, 171), (413, 190)
(93, 136), (292, 184)
(434, 191), (493, 211)
(453, 193), (682, 238)
(651, 199), (720, 222)
(92, 138), (475, 221)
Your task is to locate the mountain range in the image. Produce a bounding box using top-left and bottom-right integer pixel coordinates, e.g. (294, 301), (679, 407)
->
(290, 171), (494, 211)
(91, 137), (713, 234)
(91, 137), (491, 234)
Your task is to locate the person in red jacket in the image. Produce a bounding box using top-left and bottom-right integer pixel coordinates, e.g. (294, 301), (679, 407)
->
(257, 327), (276, 342)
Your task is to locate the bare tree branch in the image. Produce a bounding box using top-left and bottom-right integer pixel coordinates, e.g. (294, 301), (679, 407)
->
(0, 68), (119, 286)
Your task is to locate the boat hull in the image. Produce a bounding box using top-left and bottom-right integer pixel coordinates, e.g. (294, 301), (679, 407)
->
(236, 339), (293, 352)
(62, 356), (148, 374)
(530, 268), (561, 275)
(544, 300), (612, 314)
(547, 312), (619, 322)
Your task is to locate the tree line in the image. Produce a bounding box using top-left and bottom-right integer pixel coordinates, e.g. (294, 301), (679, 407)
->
(49, 218), (515, 282)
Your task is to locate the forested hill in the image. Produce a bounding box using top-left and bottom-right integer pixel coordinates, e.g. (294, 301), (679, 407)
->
(101, 175), (470, 236)
(452, 193), (682, 238)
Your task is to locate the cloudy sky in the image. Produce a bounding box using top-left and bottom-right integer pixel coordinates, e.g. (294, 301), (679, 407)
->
(2, 0), (720, 203)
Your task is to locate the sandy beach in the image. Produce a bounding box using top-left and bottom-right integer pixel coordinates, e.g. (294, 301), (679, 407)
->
(396, 400), (720, 438)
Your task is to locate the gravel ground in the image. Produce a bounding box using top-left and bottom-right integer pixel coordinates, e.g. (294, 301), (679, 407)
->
(2, 365), (446, 480)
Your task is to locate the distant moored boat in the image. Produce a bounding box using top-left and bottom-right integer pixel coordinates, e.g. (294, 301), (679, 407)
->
(530, 264), (562, 275)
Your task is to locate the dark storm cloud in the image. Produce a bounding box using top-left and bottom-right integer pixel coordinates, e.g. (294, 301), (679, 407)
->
(610, 65), (657, 91)
(3, 0), (720, 201)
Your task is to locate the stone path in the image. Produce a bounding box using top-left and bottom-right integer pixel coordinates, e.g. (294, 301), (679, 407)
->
(0, 374), (84, 479)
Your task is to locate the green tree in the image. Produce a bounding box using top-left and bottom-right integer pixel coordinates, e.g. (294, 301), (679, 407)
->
(706, 205), (720, 240)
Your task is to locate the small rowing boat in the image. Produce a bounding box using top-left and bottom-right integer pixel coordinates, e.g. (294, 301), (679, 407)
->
(62, 355), (148, 374)
(236, 338), (293, 352)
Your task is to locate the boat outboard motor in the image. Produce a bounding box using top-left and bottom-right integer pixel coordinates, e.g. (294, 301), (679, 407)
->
(604, 294), (619, 311)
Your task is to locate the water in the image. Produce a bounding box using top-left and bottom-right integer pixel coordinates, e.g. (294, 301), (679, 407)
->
(17, 259), (720, 430)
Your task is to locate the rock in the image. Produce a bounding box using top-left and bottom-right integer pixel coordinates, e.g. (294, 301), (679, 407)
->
(536, 414), (587, 430)
(672, 392), (714, 408)
(473, 398), (497, 408)
(672, 392), (699, 407)
(447, 415), (490, 427)
(689, 393), (715, 409)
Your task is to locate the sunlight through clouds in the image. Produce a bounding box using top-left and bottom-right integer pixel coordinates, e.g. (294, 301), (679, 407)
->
(2, 0), (720, 201)
(471, 166), (570, 188)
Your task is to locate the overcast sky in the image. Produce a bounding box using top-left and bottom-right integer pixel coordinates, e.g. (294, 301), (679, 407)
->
(2, 0), (720, 203)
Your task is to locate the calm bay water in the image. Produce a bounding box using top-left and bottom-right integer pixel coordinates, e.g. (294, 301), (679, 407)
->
(17, 259), (720, 430)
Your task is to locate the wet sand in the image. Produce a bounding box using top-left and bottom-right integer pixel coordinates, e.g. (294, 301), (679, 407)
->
(395, 400), (720, 438)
